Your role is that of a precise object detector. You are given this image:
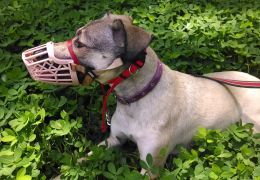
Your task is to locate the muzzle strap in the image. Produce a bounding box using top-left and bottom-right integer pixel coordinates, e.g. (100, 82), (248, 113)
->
(67, 39), (80, 65)
(67, 39), (98, 80)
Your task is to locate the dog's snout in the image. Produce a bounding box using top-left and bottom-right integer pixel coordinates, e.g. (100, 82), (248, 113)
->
(53, 41), (71, 60)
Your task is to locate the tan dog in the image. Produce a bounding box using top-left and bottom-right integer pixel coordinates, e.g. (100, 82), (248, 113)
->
(53, 13), (260, 177)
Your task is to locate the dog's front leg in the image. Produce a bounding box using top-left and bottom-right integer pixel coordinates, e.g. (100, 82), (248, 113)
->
(137, 136), (170, 179)
(98, 133), (126, 147)
(85, 131), (127, 157)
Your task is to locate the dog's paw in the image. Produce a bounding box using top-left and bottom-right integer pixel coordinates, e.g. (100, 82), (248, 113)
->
(51, 175), (61, 180)
(76, 151), (93, 164)
(87, 151), (93, 156)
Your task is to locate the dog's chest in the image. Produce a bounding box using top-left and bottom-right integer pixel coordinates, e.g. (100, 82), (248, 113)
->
(112, 109), (147, 141)
(112, 102), (171, 142)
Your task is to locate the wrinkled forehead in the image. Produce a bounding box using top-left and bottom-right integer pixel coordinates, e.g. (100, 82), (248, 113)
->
(76, 19), (114, 48)
(75, 14), (133, 37)
(76, 19), (112, 36)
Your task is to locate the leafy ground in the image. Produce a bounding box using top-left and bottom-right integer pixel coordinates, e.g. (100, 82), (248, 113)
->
(0, 0), (260, 179)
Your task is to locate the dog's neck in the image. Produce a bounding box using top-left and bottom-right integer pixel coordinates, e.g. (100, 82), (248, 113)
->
(115, 47), (159, 97)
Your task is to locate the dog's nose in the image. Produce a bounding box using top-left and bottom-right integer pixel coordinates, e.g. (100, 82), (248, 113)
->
(53, 41), (72, 60)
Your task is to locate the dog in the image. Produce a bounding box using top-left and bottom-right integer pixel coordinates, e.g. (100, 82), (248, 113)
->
(53, 13), (260, 177)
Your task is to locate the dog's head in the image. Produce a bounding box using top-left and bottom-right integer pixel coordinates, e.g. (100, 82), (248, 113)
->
(53, 13), (152, 83)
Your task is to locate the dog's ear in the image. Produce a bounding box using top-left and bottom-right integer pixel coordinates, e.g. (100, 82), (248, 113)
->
(103, 13), (133, 25)
(111, 19), (126, 49)
(103, 11), (112, 19)
(108, 15), (153, 61)
(123, 22), (153, 61)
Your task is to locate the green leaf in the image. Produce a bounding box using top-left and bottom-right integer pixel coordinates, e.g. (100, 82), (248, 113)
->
(60, 110), (67, 119)
(253, 167), (260, 177)
(31, 169), (40, 177)
(103, 172), (114, 179)
(207, 139), (214, 143)
(13, 147), (23, 161)
(146, 153), (153, 167)
(108, 162), (116, 174)
(1, 135), (16, 142)
(0, 165), (16, 176)
(174, 158), (182, 168)
(33, 108), (45, 125)
(17, 175), (32, 180)
(16, 157), (31, 167)
(58, 96), (67, 107)
(50, 120), (63, 129)
(74, 141), (83, 148)
(150, 166), (159, 175)
(49, 120), (71, 136)
(9, 112), (32, 132)
(234, 131), (248, 139)
(209, 171), (218, 179)
(16, 168), (26, 177)
(218, 152), (232, 158)
(0, 107), (5, 119)
(8, 89), (18, 96)
(194, 163), (204, 176)
(0, 150), (14, 156)
(116, 167), (124, 175)
(220, 167), (236, 178)
(198, 147), (205, 152)
(253, 133), (260, 139)
(140, 160), (149, 170)
(16, 168), (32, 180)
(211, 164), (221, 175)
(197, 127), (207, 138)
(28, 134), (36, 142)
(148, 15), (155, 22)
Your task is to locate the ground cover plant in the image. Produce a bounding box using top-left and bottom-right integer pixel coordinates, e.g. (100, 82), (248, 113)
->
(0, 0), (260, 179)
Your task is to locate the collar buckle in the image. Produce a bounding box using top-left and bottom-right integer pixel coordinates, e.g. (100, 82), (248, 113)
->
(129, 65), (140, 77)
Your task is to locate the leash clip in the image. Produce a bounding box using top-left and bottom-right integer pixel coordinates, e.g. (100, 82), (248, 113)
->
(128, 66), (140, 77)
(105, 111), (111, 126)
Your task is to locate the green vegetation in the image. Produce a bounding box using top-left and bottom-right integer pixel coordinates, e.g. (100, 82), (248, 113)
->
(162, 123), (260, 180)
(0, 0), (259, 179)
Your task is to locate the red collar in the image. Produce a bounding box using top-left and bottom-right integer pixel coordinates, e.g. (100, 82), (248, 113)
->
(100, 59), (145, 133)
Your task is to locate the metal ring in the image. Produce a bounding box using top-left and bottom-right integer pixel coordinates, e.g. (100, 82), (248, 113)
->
(128, 66), (132, 75)
(106, 113), (111, 126)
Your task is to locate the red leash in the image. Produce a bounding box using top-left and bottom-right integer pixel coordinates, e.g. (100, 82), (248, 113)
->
(100, 79), (121, 133)
(195, 75), (260, 88)
(100, 60), (145, 133)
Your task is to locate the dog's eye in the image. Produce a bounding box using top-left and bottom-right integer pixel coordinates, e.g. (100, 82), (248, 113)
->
(74, 40), (85, 48)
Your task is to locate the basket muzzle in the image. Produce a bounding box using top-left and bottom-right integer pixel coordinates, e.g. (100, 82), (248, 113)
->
(22, 41), (80, 85)
(22, 41), (124, 85)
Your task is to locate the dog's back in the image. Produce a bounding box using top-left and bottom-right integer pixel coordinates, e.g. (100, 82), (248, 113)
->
(205, 71), (260, 132)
